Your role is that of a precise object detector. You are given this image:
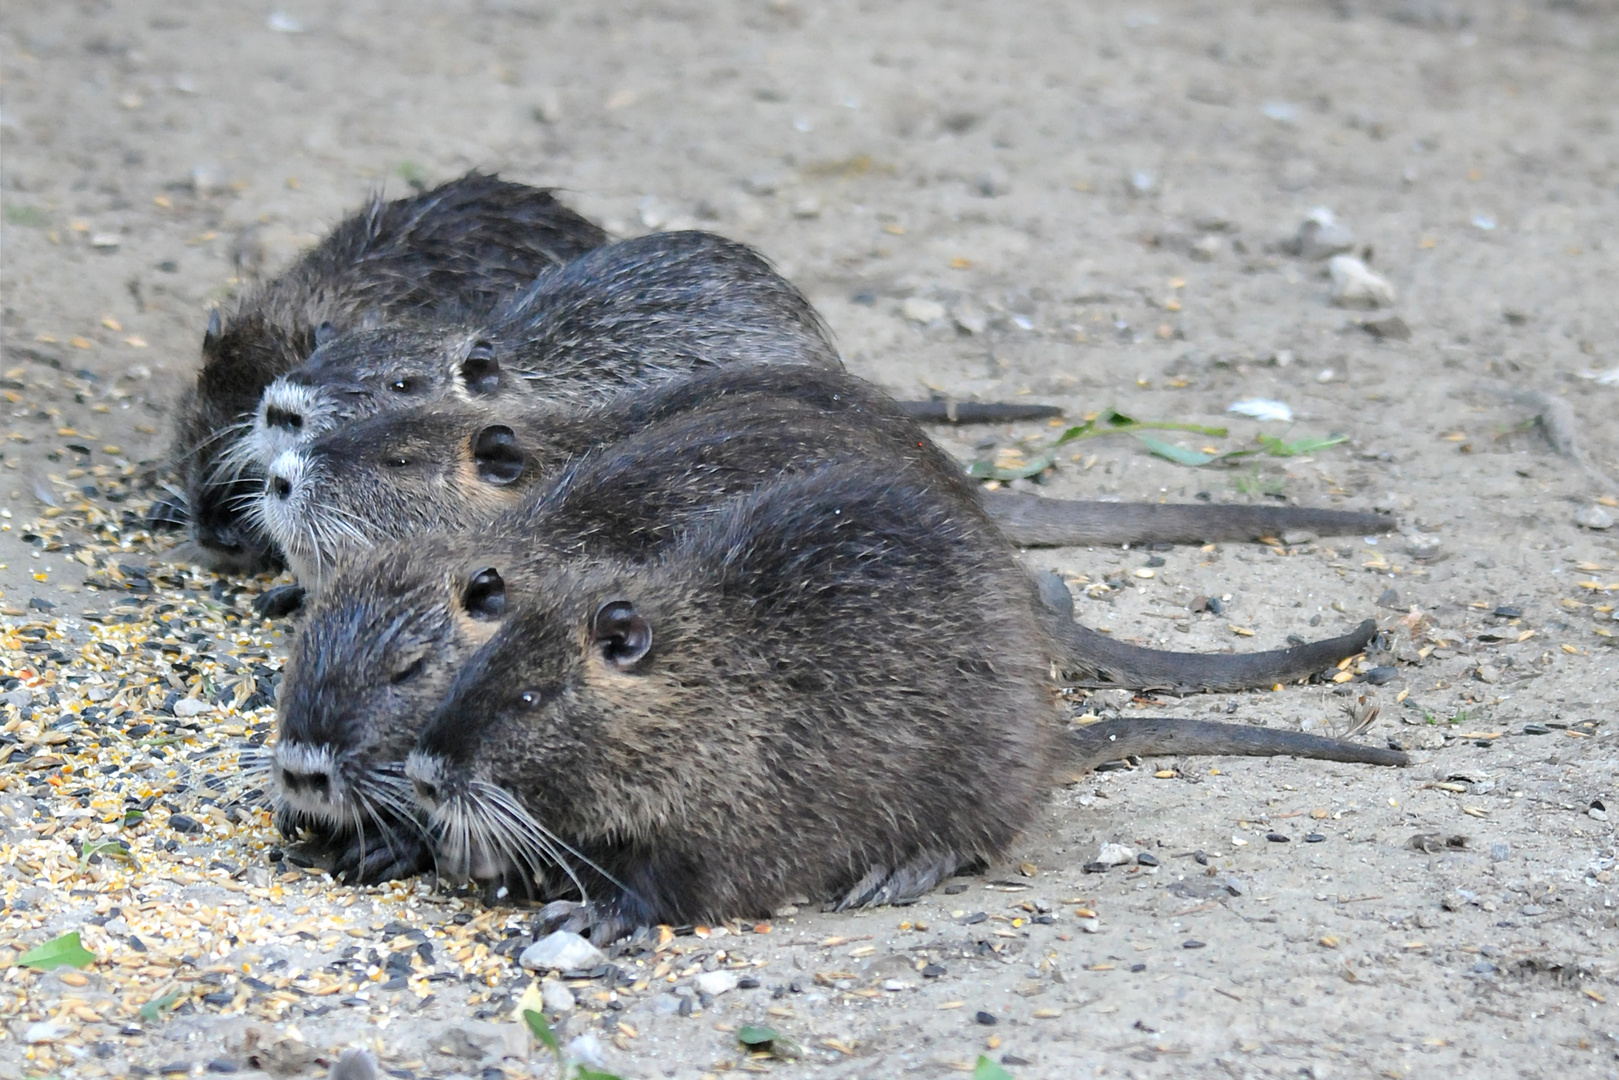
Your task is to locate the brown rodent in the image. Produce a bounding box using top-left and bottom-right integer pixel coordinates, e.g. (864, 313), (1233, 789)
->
(400, 461), (1403, 935)
(268, 370), (1391, 882)
(163, 172), (606, 572)
(259, 362), (1390, 591)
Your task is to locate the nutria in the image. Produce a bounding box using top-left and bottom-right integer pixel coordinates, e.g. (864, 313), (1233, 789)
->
(163, 172), (607, 571)
(241, 230), (840, 473)
(400, 462), (1403, 935)
(258, 362), (1391, 592)
(268, 373), (1389, 882)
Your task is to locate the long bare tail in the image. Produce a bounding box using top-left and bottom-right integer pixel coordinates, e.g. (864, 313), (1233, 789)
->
(983, 492), (1393, 548)
(1063, 716), (1407, 773)
(1050, 617), (1378, 694)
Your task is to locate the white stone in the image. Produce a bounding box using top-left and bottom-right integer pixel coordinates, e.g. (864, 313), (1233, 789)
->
(1077, 917), (1101, 934)
(518, 931), (606, 972)
(1328, 255), (1395, 309)
(901, 297), (946, 324)
(1227, 398), (1294, 423)
(1296, 208), (1355, 260)
(26, 1020), (69, 1043)
(1094, 842), (1135, 867)
(694, 970), (740, 997)
(540, 979), (575, 1013)
(1574, 505), (1613, 530)
(173, 697), (214, 717)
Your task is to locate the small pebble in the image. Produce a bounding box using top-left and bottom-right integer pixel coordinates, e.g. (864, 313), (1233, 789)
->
(975, 1011), (999, 1026)
(1304, 833), (1326, 844)
(1574, 505), (1614, 530)
(519, 931), (607, 973)
(1135, 852), (1160, 867)
(1182, 940), (1207, 950)
(541, 980), (575, 1014)
(1295, 209), (1355, 260)
(1376, 587), (1402, 609)
(922, 963), (947, 978)
(1364, 666), (1398, 685)
(1475, 664), (1501, 684)
(1361, 314), (1411, 340)
(901, 297), (946, 324)
(694, 971), (739, 998)
(1328, 255), (1395, 309)
(1094, 842), (1135, 867)
(1265, 832), (1289, 843)
(168, 814), (203, 834)
(1492, 605), (1523, 619)
(1522, 723), (1551, 736)
(1590, 800), (1608, 822)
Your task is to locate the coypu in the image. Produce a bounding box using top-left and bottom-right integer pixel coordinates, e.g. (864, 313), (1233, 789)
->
(163, 172), (607, 572)
(257, 361), (1391, 595)
(269, 372), (1390, 883)
(242, 230), (841, 471)
(400, 462), (1403, 935)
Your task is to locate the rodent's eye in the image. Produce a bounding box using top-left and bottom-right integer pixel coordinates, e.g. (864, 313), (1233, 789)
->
(384, 456), (410, 469)
(389, 657), (427, 686)
(518, 686), (556, 709)
(389, 378), (416, 394)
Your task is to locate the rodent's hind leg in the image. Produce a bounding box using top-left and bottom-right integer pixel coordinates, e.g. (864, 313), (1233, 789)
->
(829, 849), (964, 911)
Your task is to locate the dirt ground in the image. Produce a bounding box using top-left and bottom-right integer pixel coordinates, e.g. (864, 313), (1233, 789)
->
(2, 1), (1617, 1077)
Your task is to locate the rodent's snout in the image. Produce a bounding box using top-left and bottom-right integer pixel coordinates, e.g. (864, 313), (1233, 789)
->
(405, 751), (445, 811)
(270, 473), (294, 501)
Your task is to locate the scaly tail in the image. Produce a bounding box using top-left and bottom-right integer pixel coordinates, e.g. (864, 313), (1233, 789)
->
(1061, 716), (1408, 773)
(1051, 617), (1379, 694)
(983, 492), (1393, 548)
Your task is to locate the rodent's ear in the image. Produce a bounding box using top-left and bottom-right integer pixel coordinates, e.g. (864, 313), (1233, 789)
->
(313, 321), (339, 348)
(460, 341), (501, 396)
(202, 308), (222, 356)
(592, 599), (652, 671)
(473, 425), (525, 485)
(462, 567), (506, 620)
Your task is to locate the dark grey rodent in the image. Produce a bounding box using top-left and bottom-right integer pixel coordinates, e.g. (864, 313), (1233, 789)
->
(260, 361), (1390, 590)
(162, 172), (606, 572)
(401, 460), (1402, 935)
(269, 367), (1392, 883)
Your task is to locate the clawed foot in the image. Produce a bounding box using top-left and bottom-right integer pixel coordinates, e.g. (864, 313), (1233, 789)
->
(252, 583), (306, 618)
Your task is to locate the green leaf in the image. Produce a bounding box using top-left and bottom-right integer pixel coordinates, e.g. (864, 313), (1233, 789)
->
(1256, 433), (1348, 457)
(4, 204), (50, 227)
(137, 990), (181, 1021)
(572, 1069), (626, 1080)
(1135, 435), (1220, 466)
(396, 161), (427, 188)
(523, 1008), (562, 1056)
(737, 1025), (778, 1046)
(79, 839), (138, 872)
(18, 931), (95, 970)
(975, 1055), (1018, 1080)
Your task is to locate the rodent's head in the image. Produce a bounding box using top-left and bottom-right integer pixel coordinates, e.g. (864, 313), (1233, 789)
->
(272, 541), (513, 834)
(406, 561), (673, 893)
(245, 325), (510, 471)
(257, 403), (544, 587)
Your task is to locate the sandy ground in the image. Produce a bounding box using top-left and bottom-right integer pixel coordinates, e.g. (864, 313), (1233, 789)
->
(2, 1), (1618, 1077)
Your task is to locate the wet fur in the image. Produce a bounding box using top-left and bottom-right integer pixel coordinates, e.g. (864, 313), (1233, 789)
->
(405, 464), (1404, 932)
(168, 172), (606, 570)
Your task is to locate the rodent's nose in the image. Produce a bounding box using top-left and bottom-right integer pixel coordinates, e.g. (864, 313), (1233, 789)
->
(265, 404), (304, 432)
(280, 767), (332, 799)
(411, 777), (440, 807)
(270, 475), (294, 501)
